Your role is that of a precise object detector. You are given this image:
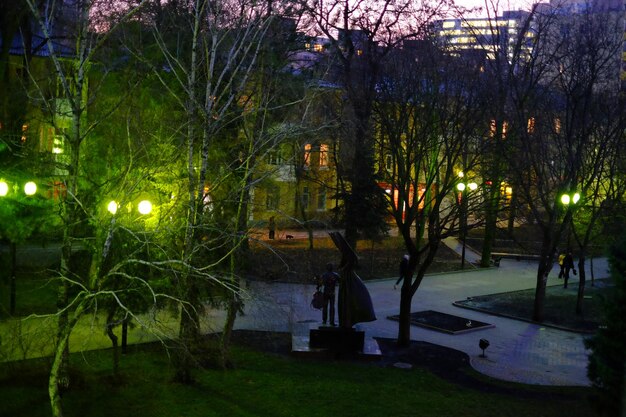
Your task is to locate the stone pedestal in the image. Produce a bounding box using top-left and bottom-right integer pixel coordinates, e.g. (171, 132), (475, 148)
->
(309, 327), (365, 353)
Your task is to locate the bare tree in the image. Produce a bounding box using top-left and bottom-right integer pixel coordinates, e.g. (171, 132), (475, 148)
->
(445, 3), (555, 267)
(549, 8), (626, 315)
(144, 0), (297, 378)
(374, 40), (488, 346)
(504, 3), (624, 321)
(302, 0), (451, 249)
(21, 1), (178, 415)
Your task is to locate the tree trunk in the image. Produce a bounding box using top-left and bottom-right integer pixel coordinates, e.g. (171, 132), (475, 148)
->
(9, 241), (16, 315)
(121, 318), (128, 354)
(220, 293), (240, 368)
(575, 254), (586, 315)
(175, 284), (200, 383)
(396, 284), (412, 347)
(48, 301), (86, 417)
(590, 256), (595, 287)
(480, 189), (499, 267)
(49, 331), (69, 417)
(507, 189), (518, 235)
(105, 311), (120, 376)
(532, 241), (553, 322)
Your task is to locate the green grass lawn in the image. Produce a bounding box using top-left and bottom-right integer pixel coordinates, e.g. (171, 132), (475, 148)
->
(0, 343), (598, 417)
(0, 273), (59, 318)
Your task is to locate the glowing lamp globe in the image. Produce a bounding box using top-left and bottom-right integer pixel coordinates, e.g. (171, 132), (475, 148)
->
(24, 181), (37, 196)
(0, 181), (8, 197)
(107, 201), (119, 214)
(138, 200), (152, 215)
(457, 183), (466, 192)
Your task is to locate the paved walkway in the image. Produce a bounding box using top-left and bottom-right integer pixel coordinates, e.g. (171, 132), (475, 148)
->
(0, 238), (609, 387)
(234, 242), (608, 387)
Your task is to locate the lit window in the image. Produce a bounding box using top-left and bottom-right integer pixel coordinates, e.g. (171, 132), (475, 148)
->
(356, 49), (363, 56)
(527, 117), (535, 134)
(303, 143), (311, 167)
(313, 44), (324, 52)
(385, 154), (393, 171)
(319, 144), (329, 167)
(489, 120), (508, 139)
(21, 124), (28, 142)
(554, 118), (561, 134)
(52, 136), (64, 154)
(500, 182), (513, 204)
(489, 120), (497, 137)
(442, 21), (456, 29)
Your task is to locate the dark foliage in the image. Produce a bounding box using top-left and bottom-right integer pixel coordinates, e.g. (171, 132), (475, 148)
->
(585, 235), (626, 416)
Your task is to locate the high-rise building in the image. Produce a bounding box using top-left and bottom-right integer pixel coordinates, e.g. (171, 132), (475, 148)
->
(433, 10), (536, 61)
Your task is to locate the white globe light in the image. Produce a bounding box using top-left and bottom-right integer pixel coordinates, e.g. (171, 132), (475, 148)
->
(24, 181), (37, 196)
(561, 194), (570, 205)
(572, 193), (580, 204)
(0, 181), (8, 197)
(138, 200), (152, 215)
(107, 201), (119, 214)
(468, 182), (478, 191)
(457, 183), (466, 192)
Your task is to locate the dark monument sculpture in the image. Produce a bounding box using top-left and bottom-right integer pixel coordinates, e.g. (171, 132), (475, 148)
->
(309, 232), (376, 354)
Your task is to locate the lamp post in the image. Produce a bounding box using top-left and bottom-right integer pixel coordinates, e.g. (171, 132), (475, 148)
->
(560, 192), (580, 206)
(105, 197), (153, 352)
(0, 180), (8, 196)
(0, 179), (38, 315)
(560, 191), (580, 250)
(106, 199), (153, 216)
(457, 174), (478, 269)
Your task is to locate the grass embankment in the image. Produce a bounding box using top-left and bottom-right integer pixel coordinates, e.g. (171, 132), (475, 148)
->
(0, 342), (597, 417)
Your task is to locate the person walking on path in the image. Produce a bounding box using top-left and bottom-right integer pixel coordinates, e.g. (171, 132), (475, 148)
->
(318, 262), (339, 326)
(562, 251), (576, 289)
(268, 216), (276, 240)
(558, 252), (566, 279)
(394, 254), (410, 290)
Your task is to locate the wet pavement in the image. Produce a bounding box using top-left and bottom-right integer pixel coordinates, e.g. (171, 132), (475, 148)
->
(235, 244), (609, 387)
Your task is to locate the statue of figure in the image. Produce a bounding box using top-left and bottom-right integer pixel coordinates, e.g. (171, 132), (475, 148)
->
(329, 232), (376, 328)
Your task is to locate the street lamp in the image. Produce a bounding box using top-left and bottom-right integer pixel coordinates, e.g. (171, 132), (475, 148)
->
(560, 191), (580, 249)
(457, 176), (478, 269)
(24, 181), (37, 196)
(0, 180), (8, 197)
(107, 199), (153, 215)
(560, 192), (580, 206)
(138, 200), (152, 215)
(0, 178), (41, 315)
(107, 200), (119, 215)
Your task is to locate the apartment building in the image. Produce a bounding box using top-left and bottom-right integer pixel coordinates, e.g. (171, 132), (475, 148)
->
(433, 10), (536, 61)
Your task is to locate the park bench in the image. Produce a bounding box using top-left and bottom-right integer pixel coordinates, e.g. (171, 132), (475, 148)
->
(491, 252), (541, 266)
